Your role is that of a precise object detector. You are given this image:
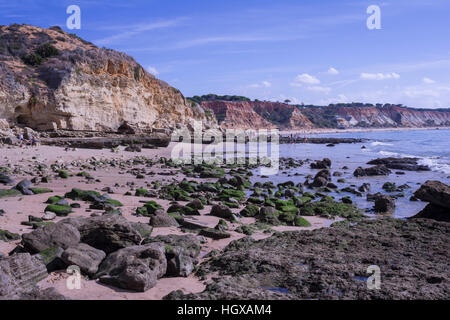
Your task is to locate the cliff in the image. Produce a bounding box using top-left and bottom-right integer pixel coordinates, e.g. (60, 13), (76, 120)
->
(200, 101), (314, 130)
(0, 24), (216, 132)
(200, 99), (450, 130)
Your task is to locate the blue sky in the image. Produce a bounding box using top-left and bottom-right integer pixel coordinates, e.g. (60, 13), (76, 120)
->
(1, 0), (449, 108)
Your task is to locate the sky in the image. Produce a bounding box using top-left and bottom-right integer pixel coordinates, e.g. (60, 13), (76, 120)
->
(1, 0), (449, 108)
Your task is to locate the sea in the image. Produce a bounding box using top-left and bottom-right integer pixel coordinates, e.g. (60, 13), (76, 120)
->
(250, 129), (450, 219)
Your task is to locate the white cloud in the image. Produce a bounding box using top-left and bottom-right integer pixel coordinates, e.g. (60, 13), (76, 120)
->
(147, 66), (159, 76)
(291, 73), (320, 86)
(248, 81), (272, 88)
(423, 77), (435, 84)
(327, 67), (339, 75)
(307, 86), (331, 94)
(360, 72), (400, 80)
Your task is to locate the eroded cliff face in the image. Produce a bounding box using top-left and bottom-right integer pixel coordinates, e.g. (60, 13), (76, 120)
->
(333, 105), (450, 128)
(0, 24), (216, 132)
(201, 101), (314, 130)
(201, 100), (450, 130)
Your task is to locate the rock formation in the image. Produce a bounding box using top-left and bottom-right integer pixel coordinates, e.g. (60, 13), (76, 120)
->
(0, 24), (216, 132)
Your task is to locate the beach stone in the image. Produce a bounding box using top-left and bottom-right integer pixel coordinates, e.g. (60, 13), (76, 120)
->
(22, 223), (81, 254)
(311, 158), (331, 169)
(60, 214), (152, 254)
(0, 253), (48, 297)
(353, 165), (391, 177)
(374, 194), (396, 214)
(144, 234), (201, 277)
(367, 157), (430, 171)
(358, 183), (371, 193)
(199, 228), (231, 240)
(6, 287), (68, 300)
(0, 173), (14, 185)
(15, 179), (33, 195)
(150, 215), (179, 227)
(414, 180), (450, 209)
(61, 243), (106, 276)
(310, 169), (330, 188)
(410, 204), (449, 222)
(42, 212), (57, 221)
(95, 243), (167, 292)
(210, 204), (234, 220)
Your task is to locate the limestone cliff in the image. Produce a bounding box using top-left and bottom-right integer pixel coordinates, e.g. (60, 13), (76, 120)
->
(0, 24), (216, 132)
(201, 101), (314, 130)
(200, 99), (450, 130)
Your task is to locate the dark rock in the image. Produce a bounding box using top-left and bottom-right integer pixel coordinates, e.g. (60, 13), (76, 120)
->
(414, 180), (450, 209)
(169, 218), (450, 300)
(410, 204), (450, 222)
(199, 228), (231, 240)
(95, 244), (167, 292)
(144, 234), (201, 277)
(354, 165), (391, 177)
(15, 179), (34, 195)
(0, 173), (14, 185)
(367, 157), (430, 171)
(358, 183), (371, 193)
(310, 169), (331, 188)
(374, 194), (396, 214)
(22, 223), (81, 254)
(210, 204), (234, 220)
(60, 214), (152, 254)
(311, 158), (331, 169)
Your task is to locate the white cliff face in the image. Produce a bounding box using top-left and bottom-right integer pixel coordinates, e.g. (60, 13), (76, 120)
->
(0, 24), (216, 132)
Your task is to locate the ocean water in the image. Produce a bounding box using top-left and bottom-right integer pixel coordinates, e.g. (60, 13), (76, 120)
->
(250, 129), (450, 219)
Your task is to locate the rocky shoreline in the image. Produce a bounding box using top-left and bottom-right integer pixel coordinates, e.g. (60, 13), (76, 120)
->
(0, 141), (449, 300)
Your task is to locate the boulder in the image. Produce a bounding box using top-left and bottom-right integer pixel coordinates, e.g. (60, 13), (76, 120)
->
(311, 158), (331, 169)
(61, 243), (106, 276)
(414, 181), (450, 209)
(150, 215), (179, 228)
(354, 165), (391, 177)
(144, 234), (201, 277)
(210, 204), (234, 220)
(367, 157), (430, 171)
(15, 179), (34, 195)
(60, 214), (152, 254)
(95, 243), (167, 292)
(374, 195), (396, 214)
(410, 204), (450, 222)
(22, 223), (81, 254)
(0, 253), (48, 297)
(0, 173), (14, 185)
(310, 169), (331, 188)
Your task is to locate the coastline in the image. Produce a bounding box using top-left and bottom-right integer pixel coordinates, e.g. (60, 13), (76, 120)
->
(279, 126), (450, 135)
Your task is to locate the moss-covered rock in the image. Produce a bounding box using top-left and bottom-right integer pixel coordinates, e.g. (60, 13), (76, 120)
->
(294, 216), (312, 227)
(58, 170), (70, 179)
(44, 204), (72, 217)
(301, 198), (363, 220)
(0, 229), (20, 242)
(240, 203), (260, 217)
(0, 189), (21, 199)
(29, 187), (53, 194)
(65, 188), (101, 201)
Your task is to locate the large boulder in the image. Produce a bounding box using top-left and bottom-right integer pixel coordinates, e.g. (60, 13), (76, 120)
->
(95, 244), (167, 292)
(61, 243), (106, 276)
(210, 204), (234, 220)
(367, 158), (430, 171)
(414, 181), (450, 209)
(149, 215), (179, 228)
(374, 194), (396, 214)
(144, 234), (201, 277)
(311, 158), (331, 169)
(0, 253), (48, 297)
(60, 214), (152, 254)
(310, 169), (331, 188)
(22, 223), (81, 254)
(354, 165), (391, 177)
